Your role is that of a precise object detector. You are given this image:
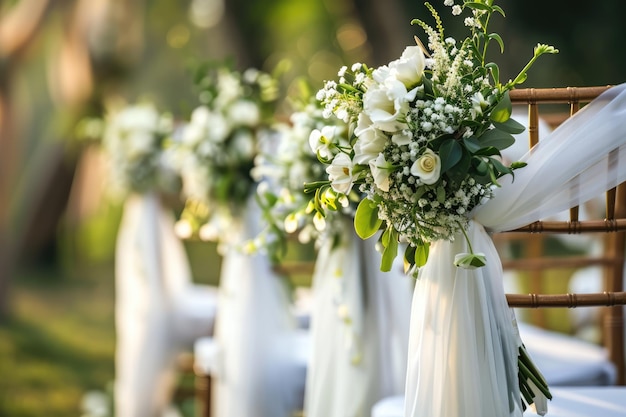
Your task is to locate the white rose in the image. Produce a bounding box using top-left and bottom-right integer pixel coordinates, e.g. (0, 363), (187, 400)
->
(389, 45), (426, 89)
(410, 148), (441, 185)
(368, 153), (394, 192)
(326, 153), (355, 194)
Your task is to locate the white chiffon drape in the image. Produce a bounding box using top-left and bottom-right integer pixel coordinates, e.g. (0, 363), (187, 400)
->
(405, 84), (626, 417)
(305, 218), (413, 417)
(115, 192), (216, 417)
(211, 197), (303, 417)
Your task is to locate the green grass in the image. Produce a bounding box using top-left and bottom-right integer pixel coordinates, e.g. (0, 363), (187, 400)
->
(0, 262), (116, 417)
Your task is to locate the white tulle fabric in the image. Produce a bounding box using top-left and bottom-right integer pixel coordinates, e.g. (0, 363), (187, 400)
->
(115, 192), (216, 417)
(305, 218), (413, 417)
(211, 197), (302, 417)
(405, 84), (626, 417)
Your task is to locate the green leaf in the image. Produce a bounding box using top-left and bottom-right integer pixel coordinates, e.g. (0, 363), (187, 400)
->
(488, 33), (505, 53)
(490, 91), (512, 123)
(439, 139), (462, 173)
(445, 152), (471, 186)
(436, 186), (446, 204)
(477, 129), (515, 150)
(414, 241), (430, 267)
(464, 2), (493, 12)
(486, 62), (500, 85)
(463, 136), (482, 153)
(492, 5), (505, 16)
(490, 156), (513, 176)
(354, 199), (382, 240)
(475, 159), (489, 176)
(380, 226), (398, 272)
(493, 117), (526, 134)
(403, 245), (417, 274)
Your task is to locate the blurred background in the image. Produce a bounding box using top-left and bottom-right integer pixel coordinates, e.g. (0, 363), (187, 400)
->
(1, 0), (626, 416)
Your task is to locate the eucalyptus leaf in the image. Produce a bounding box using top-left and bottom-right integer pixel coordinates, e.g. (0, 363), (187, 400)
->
(354, 198), (382, 239)
(490, 91), (512, 123)
(439, 139), (462, 173)
(477, 129), (515, 150)
(493, 117), (526, 134)
(463, 136), (482, 153)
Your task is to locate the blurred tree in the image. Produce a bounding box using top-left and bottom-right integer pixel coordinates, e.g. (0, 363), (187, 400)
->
(0, 0), (56, 318)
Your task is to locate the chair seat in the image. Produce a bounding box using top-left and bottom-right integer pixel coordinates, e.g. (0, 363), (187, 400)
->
(371, 387), (626, 417)
(194, 329), (311, 410)
(173, 284), (218, 346)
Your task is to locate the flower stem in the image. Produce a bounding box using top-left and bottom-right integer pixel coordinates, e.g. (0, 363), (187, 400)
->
(457, 220), (474, 254)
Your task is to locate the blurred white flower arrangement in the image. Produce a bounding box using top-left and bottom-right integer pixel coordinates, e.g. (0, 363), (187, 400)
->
(171, 62), (280, 244)
(100, 101), (179, 199)
(250, 89), (356, 261)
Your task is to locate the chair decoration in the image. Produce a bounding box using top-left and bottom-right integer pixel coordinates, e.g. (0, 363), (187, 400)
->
(304, 2), (563, 416)
(100, 102), (216, 417)
(171, 63), (302, 417)
(253, 96), (413, 417)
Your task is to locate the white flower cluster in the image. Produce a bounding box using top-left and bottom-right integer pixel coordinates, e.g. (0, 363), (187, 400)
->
(312, 37), (498, 247)
(101, 102), (176, 198)
(252, 101), (353, 254)
(171, 66), (278, 241)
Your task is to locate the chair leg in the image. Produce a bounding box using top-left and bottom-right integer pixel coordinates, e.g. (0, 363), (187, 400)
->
(195, 372), (212, 417)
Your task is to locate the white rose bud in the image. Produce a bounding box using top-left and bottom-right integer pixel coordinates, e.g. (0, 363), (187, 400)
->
(410, 148), (441, 185)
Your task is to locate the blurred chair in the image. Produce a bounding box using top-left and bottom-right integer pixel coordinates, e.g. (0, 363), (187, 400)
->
(371, 86), (626, 417)
(189, 198), (311, 417)
(115, 192), (218, 417)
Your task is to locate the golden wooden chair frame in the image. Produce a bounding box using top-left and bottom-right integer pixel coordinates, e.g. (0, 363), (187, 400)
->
(503, 86), (626, 385)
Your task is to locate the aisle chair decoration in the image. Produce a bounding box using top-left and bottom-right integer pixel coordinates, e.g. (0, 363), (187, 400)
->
(305, 1), (561, 416)
(100, 101), (217, 417)
(252, 87), (414, 417)
(170, 63), (304, 417)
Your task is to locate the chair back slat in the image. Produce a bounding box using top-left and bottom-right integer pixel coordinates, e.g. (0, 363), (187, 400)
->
(504, 85), (625, 385)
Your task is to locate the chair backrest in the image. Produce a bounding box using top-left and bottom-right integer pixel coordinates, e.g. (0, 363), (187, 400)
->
(499, 86), (626, 385)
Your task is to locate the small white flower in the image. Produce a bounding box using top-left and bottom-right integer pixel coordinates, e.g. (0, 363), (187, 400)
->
(227, 100), (260, 126)
(326, 153), (355, 194)
(309, 126), (336, 159)
(410, 148), (441, 185)
(368, 153), (394, 192)
(452, 5), (462, 15)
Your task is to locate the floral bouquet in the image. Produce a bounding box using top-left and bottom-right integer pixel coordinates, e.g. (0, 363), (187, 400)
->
(171, 63), (280, 243)
(306, 1), (557, 274)
(251, 87), (356, 261)
(305, 0), (557, 414)
(99, 101), (178, 199)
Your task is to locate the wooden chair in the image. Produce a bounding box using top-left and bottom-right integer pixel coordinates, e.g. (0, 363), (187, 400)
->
(371, 85), (626, 417)
(501, 86), (626, 385)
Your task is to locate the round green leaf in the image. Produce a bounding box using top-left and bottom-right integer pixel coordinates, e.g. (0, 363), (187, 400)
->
(354, 198), (383, 240)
